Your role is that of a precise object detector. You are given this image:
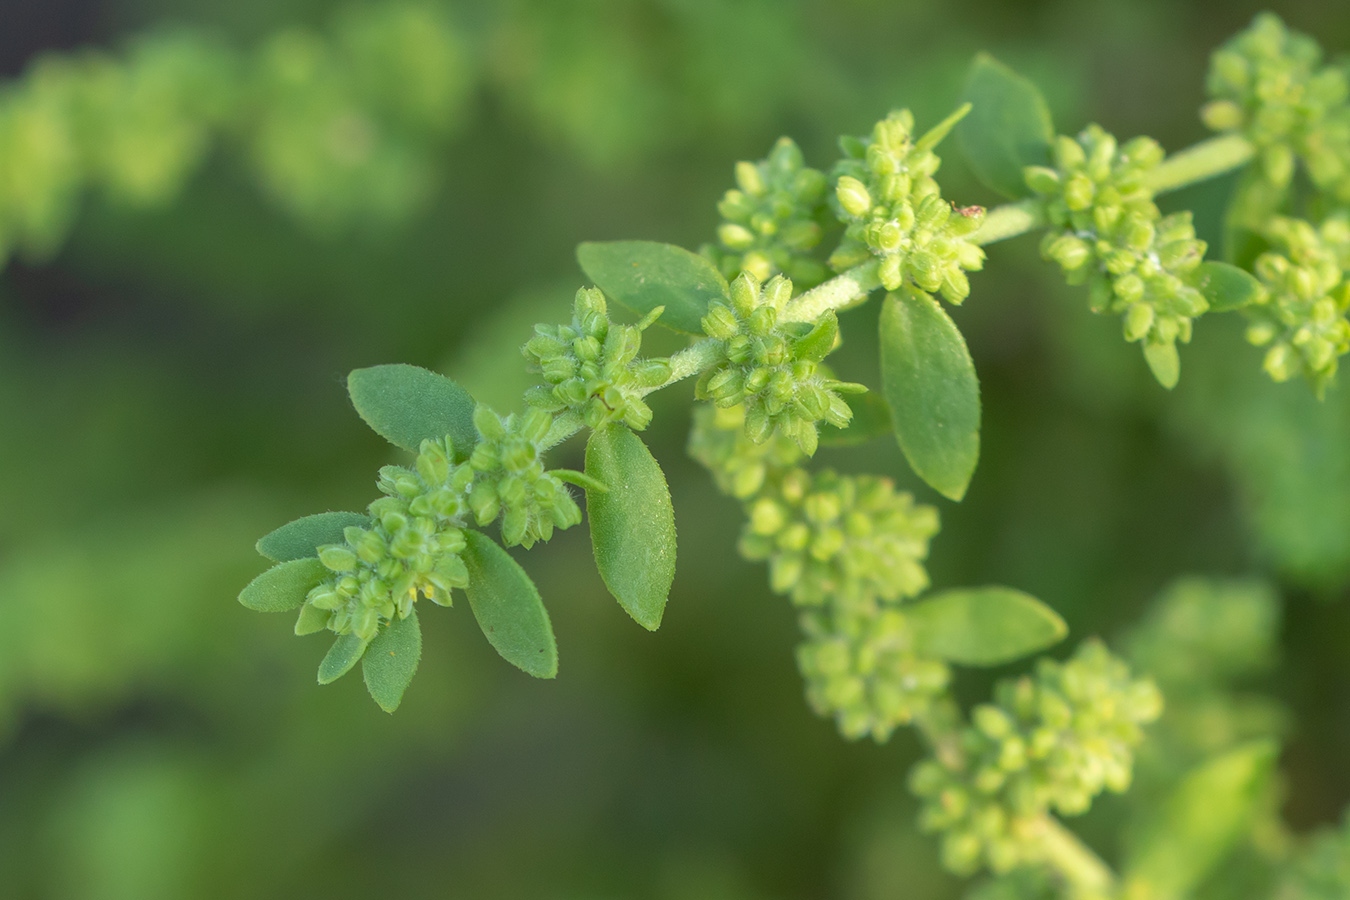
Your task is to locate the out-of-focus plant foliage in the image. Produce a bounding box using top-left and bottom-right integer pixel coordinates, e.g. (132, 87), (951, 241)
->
(4, 2), (1350, 900)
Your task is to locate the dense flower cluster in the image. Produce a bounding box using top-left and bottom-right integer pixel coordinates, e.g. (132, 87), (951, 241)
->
(829, 108), (986, 300)
(688, 401), (944, 740)
(910, 640), (1162, 876)
(1203, 12), (1350, 203)
(523, 286), (671, 430)
(738, 467), (937, 608)
(797, 606), (951, 741)
(302, 436), (472, 643)
(1243, 214), (1350, 391)
(698, 272), (862, 454)
(704, 136), (829, 286)
(466, 406), (581, 548)
(1026, 126), (1209, 387)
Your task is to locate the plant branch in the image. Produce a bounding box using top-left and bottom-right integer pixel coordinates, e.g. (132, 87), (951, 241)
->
(1034, 816), (1118, 899)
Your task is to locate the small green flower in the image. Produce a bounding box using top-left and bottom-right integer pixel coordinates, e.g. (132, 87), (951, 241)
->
(697, 272), (863, 454)
(1027, 125), (1209, 387)
(303, 436), (472, 642)
(1202, 12), (1350, 202)
(911, 640), (1162, 877)
(1244, 214), (1350, 392)
(797, 606), (950, 742)
(686, 403), (805, 500)
(468, 405), (582, 548)
(737, 468), (938, 609)
(703, 136), (830, 287)
(522, 286), (670, 431)
(828, 108), (986, 302)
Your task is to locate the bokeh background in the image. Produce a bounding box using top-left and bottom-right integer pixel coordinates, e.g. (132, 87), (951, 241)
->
(1, 0), (1349, 897)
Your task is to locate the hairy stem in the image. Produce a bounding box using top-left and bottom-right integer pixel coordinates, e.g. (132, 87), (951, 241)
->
(1035, 816), (1118, 899)
(1144, 133), (1255, 194)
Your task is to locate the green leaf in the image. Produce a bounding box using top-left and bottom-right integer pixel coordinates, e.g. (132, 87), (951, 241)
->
(1123, 741), (1278, 900)
(1144, 342), (1181, 390)
(879, 288), (981, 501)
(463, 530), (557, 678)
(585, 425), (677, 630)
(907, 586), (1067, 666)
(347, 364), (478, 457)
(957, 52), (1055, 199)
(819, 390), (892, 447)
(238, 558), (328, 612)
(361, 610), (422, 713)
(318, 632), (369, 684)
(256, 511), (371, 562)
(1193, 261), (1266, 313)
(576, 240), (728, 334)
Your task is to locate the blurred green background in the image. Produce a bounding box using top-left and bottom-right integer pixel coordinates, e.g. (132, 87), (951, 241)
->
(2, 0), (1349, 897)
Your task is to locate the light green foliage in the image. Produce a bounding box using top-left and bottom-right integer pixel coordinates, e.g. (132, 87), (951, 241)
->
(255, 511), (372, 563)
(880, 286), (982, 501)
(462, 529), (557, 678)
(0, 3), (469, 268)
(585, 424), (677, 630)
(704, 136), (829, 286)
(1280, 814), (1350, 900)
(697, 272), (862, 454)
(347, 363), (479, 456)
(1027, 126), (1207, 387)
(830, 107), (987, 300)
(905, 587), (1067, 667)
(910, 640), (1162, 877)
(577, 240), (727, 334)
(1203, 12), (1350, 204)
(238, 557), (327, 612)
(523, 286), (670, 431)
(1122, 740), (1277, 900)
(957, 53), (1056, 200)
(1244, 214), (1350, 392)
(361, 607), (422, 712)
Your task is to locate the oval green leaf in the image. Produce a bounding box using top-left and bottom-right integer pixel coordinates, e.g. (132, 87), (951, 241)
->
(957, 52), (1056, 199)
(362, 609), (422, 713)
(256, 511), (371, 562)
(819, 390), (892, 447)
(585, 425), (677, 631)
(463, 530), (557, 678)
(907, 586), (1067, 666)
(879, 288), (981, 501)
(318, 632), (369, 684)
(1192, 260), (1266, 313)
(576, 240), (728, 334)
(1123, 741), (1278, 900)
(347, 364), (478, 457)
(239, 558), (328, 613)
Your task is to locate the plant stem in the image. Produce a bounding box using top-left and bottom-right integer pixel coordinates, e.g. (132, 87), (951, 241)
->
(1034, 816), (1118, 899)
(544, 133), (1258, 442)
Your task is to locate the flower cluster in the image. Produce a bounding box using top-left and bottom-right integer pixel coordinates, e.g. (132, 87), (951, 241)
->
(698, 272), (862, 454)
(688, 401), (944, 740)
(1243, 214), (1350, 391)
(523, 286), (671, 430)
(467, 406), (581, 548)
(829, 108), (986, 300)
(1026, 126), (1209, 387)
(910, 640), (1162, 876)
(302, 436), (471, 643)
(797, 606), (950, 741)
(704, 137), (829, 286)
(737, 467), (938, 608)
(1203, 13), (1350, 203)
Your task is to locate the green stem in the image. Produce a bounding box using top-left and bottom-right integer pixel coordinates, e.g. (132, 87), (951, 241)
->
(783, 260), (881, 323)
(973, 198), (1046, 245)
(540, 410), (584, 453)
(1035, 816), (1118, 899)
(1144, 133), (1255, 194)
